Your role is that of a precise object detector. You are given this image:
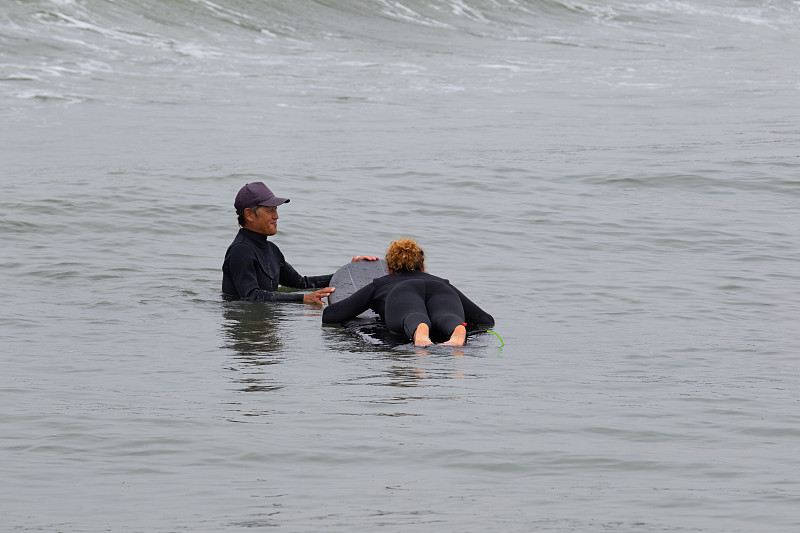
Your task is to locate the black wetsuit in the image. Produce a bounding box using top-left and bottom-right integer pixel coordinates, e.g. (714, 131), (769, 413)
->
(222, 228), (332, 302)
(322, 270), (494, 340)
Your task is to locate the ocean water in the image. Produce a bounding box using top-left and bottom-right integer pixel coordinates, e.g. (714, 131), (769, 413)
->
(2, 0), (799, 530)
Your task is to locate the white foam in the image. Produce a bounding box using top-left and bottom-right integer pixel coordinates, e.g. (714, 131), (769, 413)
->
(478, 64), (522, 72)
(376, 0), (454, 29)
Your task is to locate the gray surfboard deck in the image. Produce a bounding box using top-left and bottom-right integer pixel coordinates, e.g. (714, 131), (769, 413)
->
(328, 259), (388, 308)
(327, 260), (408, 346)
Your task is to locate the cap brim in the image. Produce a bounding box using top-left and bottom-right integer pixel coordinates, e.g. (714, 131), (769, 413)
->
(258, 197), (290, 207)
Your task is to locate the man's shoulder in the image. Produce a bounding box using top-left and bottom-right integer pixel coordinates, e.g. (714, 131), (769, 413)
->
(227, 229), (274, 250)
(226, 230), (250, 249)
(225, 232), (285, 263)
(224, 231), (258, 260)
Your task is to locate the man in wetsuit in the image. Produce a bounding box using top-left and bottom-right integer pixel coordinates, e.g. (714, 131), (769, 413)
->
(222, 182), (376, 304)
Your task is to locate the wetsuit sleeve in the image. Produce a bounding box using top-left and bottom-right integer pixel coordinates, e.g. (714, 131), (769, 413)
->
(279, 260), (333, 290)
(451, 286), (495, 330)
(322, 284), (375, 324)
(225, 243), (304, 302)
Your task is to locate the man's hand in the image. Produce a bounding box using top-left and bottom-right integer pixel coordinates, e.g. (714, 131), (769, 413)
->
(351, 255), (379, 262)
(303, 287), (335, 305)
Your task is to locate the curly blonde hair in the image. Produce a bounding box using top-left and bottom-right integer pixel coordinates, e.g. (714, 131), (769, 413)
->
(385, 238), (425, 273)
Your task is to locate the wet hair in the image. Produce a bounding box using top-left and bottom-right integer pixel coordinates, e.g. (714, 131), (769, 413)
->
(237, 205), (260, 227)
(385, 238), (424, 273)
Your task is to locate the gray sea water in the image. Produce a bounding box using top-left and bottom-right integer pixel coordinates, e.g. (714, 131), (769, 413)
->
(2, 1), (799, 531)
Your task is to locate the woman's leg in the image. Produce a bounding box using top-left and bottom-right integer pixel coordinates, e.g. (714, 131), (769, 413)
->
(424, 281), (466, 346)
(412, 323), (432, 347)
(442, 324), (466, 346)
(385, 280), (432, 345)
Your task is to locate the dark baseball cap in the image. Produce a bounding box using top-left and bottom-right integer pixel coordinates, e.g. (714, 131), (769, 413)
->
(234, 182), (290, 213)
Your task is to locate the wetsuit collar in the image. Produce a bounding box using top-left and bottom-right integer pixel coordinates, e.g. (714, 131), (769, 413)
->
(240, 227), (269, 248)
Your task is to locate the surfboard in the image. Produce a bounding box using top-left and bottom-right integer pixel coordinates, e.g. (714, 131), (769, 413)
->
(328, 259), (388, 305)
(327, 259), (409, 347)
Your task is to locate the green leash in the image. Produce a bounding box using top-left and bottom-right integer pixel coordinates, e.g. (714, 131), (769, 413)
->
(487, 330), (504, 347)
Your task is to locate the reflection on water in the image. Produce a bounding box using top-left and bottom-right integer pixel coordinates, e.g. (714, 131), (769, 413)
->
(382, 348), (467, 385)
(323, 324), (499, 389)
(220, 300), (286, 392)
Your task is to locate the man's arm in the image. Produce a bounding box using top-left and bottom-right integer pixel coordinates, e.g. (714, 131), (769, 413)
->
(278, 260), (335, 306)
(279, 260), (333, 290)
(225, 244), (304, 302)
(284, 258), (380, 305)
(278, 254), (379, 290)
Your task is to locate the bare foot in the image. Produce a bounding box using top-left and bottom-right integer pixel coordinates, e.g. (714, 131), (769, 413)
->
(413, 323), (433, 346)
(442, 324), (466, 347)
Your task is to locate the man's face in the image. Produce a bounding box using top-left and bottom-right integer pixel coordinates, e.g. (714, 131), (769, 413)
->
(246, 205), (279, 236)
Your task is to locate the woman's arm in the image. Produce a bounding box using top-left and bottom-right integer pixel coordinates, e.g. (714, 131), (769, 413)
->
(452, 286), (495, 330)
(322, 284), (375, 324)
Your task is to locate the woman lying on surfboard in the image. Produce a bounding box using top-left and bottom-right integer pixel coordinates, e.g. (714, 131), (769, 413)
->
(322, 238), (494, 346)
